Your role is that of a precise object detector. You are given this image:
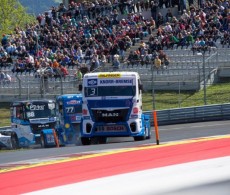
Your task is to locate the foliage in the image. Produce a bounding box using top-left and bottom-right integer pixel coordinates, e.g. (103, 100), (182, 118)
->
(0, 0), (36, 35)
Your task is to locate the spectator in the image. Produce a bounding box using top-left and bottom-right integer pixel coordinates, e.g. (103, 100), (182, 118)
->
(158, 50), (170, 66)
(154, 55), (161, 70)
(156, 12), (164, 27)
(150, 0), (158, 21)
(140, 50), (151, 68)
(5, 73), (11, 85)
(112, 54), (120, 70)
(165, 9), (173, 22)
(80, 63), (89, 76)
(75, 68), (82, 82)
(59, 65), (69, 78)
(0, 70), (6, 85)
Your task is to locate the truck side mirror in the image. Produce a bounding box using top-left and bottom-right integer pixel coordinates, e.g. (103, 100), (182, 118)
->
(139, 84), (143, 91)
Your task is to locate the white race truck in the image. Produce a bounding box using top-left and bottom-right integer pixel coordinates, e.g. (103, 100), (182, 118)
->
(81, 71), (151, 145)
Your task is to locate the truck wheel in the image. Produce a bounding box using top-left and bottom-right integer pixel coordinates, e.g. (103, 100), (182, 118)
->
(81, 137), (91, 145)
(146, 128), (151, 139)
(11, 134), (19, 149)
(40, 134), (47, 148)
(134, 128), (147, 141)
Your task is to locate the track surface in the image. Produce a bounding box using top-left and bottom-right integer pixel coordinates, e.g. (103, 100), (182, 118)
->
(0, 120), (229, 165)
(0, 120), (229, 194)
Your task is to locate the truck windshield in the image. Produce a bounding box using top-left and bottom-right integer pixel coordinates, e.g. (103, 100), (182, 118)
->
(25, 102), (56, 119)
(85, 86), (136, 97)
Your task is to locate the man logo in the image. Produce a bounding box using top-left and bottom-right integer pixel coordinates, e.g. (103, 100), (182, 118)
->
(88, 79), (97, 86)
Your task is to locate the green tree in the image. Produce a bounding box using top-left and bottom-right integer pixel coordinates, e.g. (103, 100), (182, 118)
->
(0, 0), (36, 35)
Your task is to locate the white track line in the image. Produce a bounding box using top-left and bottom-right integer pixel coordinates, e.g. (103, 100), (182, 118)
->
(25, 156), (230, 195)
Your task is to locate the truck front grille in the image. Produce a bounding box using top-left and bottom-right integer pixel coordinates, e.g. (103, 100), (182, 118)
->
(30, 122), (56, 134)
(92, 109), (129, 123)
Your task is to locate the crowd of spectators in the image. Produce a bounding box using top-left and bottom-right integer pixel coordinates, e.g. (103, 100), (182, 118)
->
(0, 0), (229, 79)
(124, 0), (230, 70)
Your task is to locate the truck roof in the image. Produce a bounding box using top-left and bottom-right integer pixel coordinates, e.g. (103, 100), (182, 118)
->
(83, 72), (140, 79)
(57, 94), (82, 99)
(10, 99), (55, 106)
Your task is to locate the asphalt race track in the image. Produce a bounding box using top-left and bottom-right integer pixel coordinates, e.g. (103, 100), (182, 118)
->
(0, 120), (230, 194)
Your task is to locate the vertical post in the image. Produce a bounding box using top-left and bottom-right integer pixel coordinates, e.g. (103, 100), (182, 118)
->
(153, 110), (160, 145)
(151, 61), (156, 110)
(178, 78), (181, 108)
(40, 75), (44, 98)
(203, 51), (207, 105)
(16, 75), (21, 99)
(60, 76), (63, 95)
(52, 129), (60, 148)
(27, 76), (30, 100)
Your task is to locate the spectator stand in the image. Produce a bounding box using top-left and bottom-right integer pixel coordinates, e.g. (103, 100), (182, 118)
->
(1, 0), (230, 101)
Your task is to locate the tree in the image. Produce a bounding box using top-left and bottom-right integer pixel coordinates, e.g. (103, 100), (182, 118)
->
(0, 0), (36, 35)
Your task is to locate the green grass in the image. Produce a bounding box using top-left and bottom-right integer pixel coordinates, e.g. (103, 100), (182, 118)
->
(1, 83), (230, 127)
(143, 83), (230, 111)
(0, 103), (11, 127)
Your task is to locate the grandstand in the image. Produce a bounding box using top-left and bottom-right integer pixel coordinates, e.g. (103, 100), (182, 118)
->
(0, 1), (230, 102)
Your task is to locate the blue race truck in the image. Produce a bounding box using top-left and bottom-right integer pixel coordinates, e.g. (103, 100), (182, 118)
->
(56, 94), (82, 145)
(2, 99), (59, 149)
(81, 72), (151, 145)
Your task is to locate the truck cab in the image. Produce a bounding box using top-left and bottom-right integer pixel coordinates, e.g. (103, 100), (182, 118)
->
(8, 99), (58, 148)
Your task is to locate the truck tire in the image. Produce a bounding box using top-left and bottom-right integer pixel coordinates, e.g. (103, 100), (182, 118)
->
(81, 137), (91, 145)
(134, 128), (147, 141)
(11, 133), (19, 149)
(146, 127), (151, 139)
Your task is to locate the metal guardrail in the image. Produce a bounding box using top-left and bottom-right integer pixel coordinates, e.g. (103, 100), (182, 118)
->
(144, 103), (230, 126)
(0, 126), (10, 131)
(1, 103), (230, 131)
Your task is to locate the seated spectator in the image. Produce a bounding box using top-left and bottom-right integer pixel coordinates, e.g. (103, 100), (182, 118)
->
(206, 37), (218, 53)
(112, 54), (120, 70)
(0, 70), (6, 85)
(148, 17), (156, 34)
(84, 47), (93, 63)
(186, 32), (195, 48)
(192, 37), (202, 54)
(125, 51), (135, 68)
(220, 31), (230, 48)
(140, 50), (152, 68)
(154, 55), (161, 70)
(99, 52), (107, 67)
(74, 68), (82, 82)
(59, 65), (69, 78)
(90, 53), (100, 71)
(158, 50), (170, 66)
(169, 33), (179, 49)
(5, 72), (11, 85)
(76, 46), (83, 63)
(12, 58), (26, 74)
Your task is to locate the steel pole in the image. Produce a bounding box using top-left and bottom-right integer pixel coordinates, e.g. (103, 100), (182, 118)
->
(151, 62), (155, 110)
(203, 51), (207, 105)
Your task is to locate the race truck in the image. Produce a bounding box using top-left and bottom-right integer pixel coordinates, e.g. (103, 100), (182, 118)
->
(56, 94), (82, 145)
(0, 99), (60, 149)
(81, 71), (151, 145)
